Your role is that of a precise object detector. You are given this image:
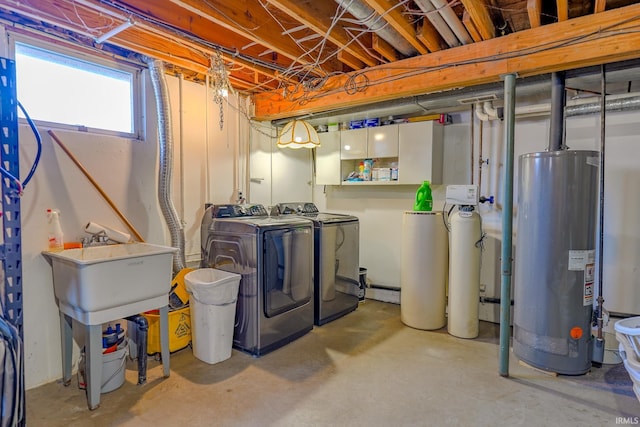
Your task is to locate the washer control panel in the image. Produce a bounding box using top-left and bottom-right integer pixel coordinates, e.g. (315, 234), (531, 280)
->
(273, 202), (319, 215)
(211, 204), (268, 218)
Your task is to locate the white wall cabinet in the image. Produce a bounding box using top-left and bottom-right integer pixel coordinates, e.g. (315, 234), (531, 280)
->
(315, 131), (341, 185)
(397, 121), (443, 185)
(367, 125), (399, 157)
(340, 128), (367, 159)
(316, 121), (442, 186)
(340, 125), (399, 159)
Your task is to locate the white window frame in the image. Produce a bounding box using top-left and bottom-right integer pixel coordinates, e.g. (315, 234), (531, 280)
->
(7, 32), (144, 140)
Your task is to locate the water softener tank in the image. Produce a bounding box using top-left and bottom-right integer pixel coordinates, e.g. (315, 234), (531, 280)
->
(513, 150), (599, 375)
(447, 207), (482, 339)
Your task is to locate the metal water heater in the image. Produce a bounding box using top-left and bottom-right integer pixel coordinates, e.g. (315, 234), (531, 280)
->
(513, 150), (599, 375)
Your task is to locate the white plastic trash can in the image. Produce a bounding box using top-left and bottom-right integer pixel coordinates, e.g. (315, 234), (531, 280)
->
(185, 268), (241, 364)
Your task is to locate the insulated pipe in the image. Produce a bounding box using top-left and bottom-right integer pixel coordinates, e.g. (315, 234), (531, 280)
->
(549, 71), (566, 151)
(335, 0), (417, 56)
(429, 0), (473, 45)
(147, 58), (186, 273)
(499, 73), (516, 377)
(414, 0), (459, 47)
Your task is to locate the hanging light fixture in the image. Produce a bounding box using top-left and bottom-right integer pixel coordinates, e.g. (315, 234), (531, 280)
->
(276, 119), (321, 149)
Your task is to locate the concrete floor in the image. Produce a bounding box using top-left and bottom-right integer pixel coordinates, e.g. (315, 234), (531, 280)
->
(27, 300), (639, 426)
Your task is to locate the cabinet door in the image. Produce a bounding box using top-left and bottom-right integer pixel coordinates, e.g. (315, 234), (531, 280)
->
(367, 124), (398, 158)
(398, 121), (443, 185)
(340, 128), (367, 159)
(315, 132), (341, 185)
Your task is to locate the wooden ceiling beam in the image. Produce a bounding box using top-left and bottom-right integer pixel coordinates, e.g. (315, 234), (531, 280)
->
(337, 50), (365, 71)
(416, 19), (445, 52)
(557, 0), (569, 21)
(253, 4), (640, 119)
(459, 0), (495, 40)
(594, 0), (607, 13)
(2, 0), (287, 84)
(527, 0), (542, 28)
(372, 34), (397, 62)
(361, 0), (429, 54)
(167, 0), (335, 71)
(462, 11), (483, 42)
(265, 0), (377, 68)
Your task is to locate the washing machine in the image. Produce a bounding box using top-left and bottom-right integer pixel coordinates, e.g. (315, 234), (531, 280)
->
(272, 202), (360, 326)
(200, 203), (314, 356)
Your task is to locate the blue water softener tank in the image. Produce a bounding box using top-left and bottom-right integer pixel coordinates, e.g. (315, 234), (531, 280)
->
(513, 150), (599, 375)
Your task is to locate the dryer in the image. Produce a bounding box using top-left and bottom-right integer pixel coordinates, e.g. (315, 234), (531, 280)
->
(272, 202), (360, 326)
(201, 204), (314, 356)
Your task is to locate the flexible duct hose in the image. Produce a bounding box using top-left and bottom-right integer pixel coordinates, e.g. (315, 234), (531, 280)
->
(146, 58), (186, 273)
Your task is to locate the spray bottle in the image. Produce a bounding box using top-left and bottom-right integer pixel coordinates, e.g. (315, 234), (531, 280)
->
(47, 208), (64, 251)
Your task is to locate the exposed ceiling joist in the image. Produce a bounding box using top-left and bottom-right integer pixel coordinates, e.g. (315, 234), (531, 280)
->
(527, 0), (542, 28)
(372, 33), (397, 62)
(265, 0), (378, 68)
(459, 0), (495, 40)
(253, 4), (640, 119)
(462, 11), (483, 42)
(361, 0), (429, 54)
(595, 0), (608, 12)
(166, 0), (321, 69)
(3, 0), (640, 100)
(557, 0), (569, 21)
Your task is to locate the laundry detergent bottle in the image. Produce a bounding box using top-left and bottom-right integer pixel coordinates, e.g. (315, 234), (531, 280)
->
(413, 180), (433, 211)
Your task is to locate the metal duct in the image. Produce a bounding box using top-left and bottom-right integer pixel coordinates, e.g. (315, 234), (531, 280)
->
(549, 71), (566, 151)
(147, 58), (186, 273)
(428, 0), (473, 45)
(414, 0), (459, 47)
(566, 95), (640, 116)
(335, 0), (417, 57)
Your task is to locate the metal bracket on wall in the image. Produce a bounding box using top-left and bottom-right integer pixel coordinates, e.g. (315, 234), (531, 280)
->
(0, 57), (23, 337)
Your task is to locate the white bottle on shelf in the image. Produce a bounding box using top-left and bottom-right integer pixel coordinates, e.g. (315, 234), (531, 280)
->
(47, 208), (64, 251)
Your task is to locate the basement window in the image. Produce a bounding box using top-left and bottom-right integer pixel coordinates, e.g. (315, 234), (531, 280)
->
(13, 40), (140, 138)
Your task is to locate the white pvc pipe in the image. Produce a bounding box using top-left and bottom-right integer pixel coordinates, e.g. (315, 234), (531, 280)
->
(489, 121), (504, 207)
(475, 103), (490, 121)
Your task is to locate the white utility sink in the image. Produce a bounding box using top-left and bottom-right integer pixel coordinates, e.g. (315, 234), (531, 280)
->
(44, 243), (178, 325)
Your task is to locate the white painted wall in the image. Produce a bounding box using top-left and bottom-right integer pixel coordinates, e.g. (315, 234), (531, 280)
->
(249, 122), (313, 207)
(17, 61), (245, 388)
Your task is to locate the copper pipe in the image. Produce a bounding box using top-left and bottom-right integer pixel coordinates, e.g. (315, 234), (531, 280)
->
(47, 130), (145, 243)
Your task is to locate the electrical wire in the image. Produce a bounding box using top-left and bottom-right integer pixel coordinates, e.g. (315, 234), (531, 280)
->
(286, 16), (640, 105)
(0, 167), (22, 196)
(0, 102), (43, 196)
(17, 101), (41, 189)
